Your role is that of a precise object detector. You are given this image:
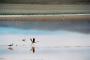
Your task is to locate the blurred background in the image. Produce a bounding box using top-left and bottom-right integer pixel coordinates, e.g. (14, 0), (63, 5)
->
(0, 0), (90, 4)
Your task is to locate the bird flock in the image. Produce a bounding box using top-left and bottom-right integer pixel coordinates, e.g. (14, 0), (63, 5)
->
(8, 38), (38, 53)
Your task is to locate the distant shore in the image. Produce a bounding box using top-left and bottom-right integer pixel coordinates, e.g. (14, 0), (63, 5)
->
(0, 4), (90, 15)
(0, 14), (90, 21)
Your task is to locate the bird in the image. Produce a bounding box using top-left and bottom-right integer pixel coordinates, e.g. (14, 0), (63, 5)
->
(30, 38), (36, 44)
(30, 38), (39, 44)
(22, 39), (26, 42)
(8, 43), (13, 47)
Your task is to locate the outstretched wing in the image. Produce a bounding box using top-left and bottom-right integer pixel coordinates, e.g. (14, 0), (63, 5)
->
(30, 39), (33, 42)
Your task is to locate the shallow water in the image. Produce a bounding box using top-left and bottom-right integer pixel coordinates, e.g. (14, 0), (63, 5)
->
(0, 20), (90, 60)
(0, 45), (90, 60)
